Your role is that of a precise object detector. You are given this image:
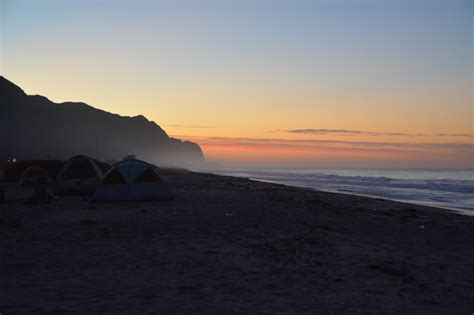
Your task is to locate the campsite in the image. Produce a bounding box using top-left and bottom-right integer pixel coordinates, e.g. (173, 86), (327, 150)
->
(1, 155), (173, 204)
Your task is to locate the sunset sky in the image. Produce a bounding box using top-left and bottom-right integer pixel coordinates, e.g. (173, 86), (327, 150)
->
(1, 0), (472, 168)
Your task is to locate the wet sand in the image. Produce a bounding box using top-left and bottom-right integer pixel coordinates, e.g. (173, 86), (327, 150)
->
(1, 168), (473, 313)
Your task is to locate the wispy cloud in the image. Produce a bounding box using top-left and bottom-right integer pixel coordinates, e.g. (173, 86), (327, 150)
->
(174, 135), (474, 152)
(164, 124), (219, 129)
(278, 129), (473, 138)
(435, 133), (474, 138)
(171, 134), (474, 167)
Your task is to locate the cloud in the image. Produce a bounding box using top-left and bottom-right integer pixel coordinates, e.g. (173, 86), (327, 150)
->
(435, 133), (474, 138)
(170, 135), (474, 167)
(173, 135), (474, 152)
(280, 129), (473, 138)
(164, 124), (219, 129)
(284, 129), (374, 135)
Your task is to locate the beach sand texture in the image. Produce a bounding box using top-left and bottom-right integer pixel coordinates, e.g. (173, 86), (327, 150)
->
(1, 169), (473, 313)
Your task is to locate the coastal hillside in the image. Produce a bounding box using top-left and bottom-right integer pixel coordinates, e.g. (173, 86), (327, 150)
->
(0, 76), (204, 166)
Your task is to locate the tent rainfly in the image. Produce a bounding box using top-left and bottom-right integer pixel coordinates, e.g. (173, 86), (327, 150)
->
(93, 159), (173, 202)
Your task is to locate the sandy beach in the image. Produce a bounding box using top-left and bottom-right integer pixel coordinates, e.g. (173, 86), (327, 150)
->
(1, 168), (473, 313)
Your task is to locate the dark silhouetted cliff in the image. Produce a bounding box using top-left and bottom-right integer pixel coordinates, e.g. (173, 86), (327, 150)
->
(0, 76), (205, 167)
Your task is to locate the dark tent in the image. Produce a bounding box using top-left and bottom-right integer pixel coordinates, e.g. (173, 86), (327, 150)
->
(93, 159), (173, 202)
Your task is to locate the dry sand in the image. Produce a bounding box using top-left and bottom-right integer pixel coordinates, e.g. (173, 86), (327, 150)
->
(1, 168), (473, 314)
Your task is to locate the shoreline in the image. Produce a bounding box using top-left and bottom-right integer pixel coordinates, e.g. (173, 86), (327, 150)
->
(203, 171), (459, 215)
(1, 168), (473, 313)
(247, 177), (473, 216)
(203, 169), (473, 215)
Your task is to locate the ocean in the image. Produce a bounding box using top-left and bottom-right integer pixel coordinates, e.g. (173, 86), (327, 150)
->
(211, 168), (474, 213)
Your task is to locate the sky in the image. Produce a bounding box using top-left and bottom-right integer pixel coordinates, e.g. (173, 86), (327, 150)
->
(1, 0), (472, 168)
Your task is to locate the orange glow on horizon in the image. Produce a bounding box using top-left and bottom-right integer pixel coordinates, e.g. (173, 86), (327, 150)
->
(175, 135), (474, 168)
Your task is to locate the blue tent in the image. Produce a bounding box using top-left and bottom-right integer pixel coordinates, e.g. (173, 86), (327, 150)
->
(93, 159), (173, 202)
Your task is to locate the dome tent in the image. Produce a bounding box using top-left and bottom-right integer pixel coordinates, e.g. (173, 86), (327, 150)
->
(93, 159), (173, 202)
(18, 166), (52, 186)
(55, 155), (104, 195)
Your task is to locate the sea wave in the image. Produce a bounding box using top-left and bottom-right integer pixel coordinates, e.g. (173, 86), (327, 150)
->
(213, 168), (474, 212)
